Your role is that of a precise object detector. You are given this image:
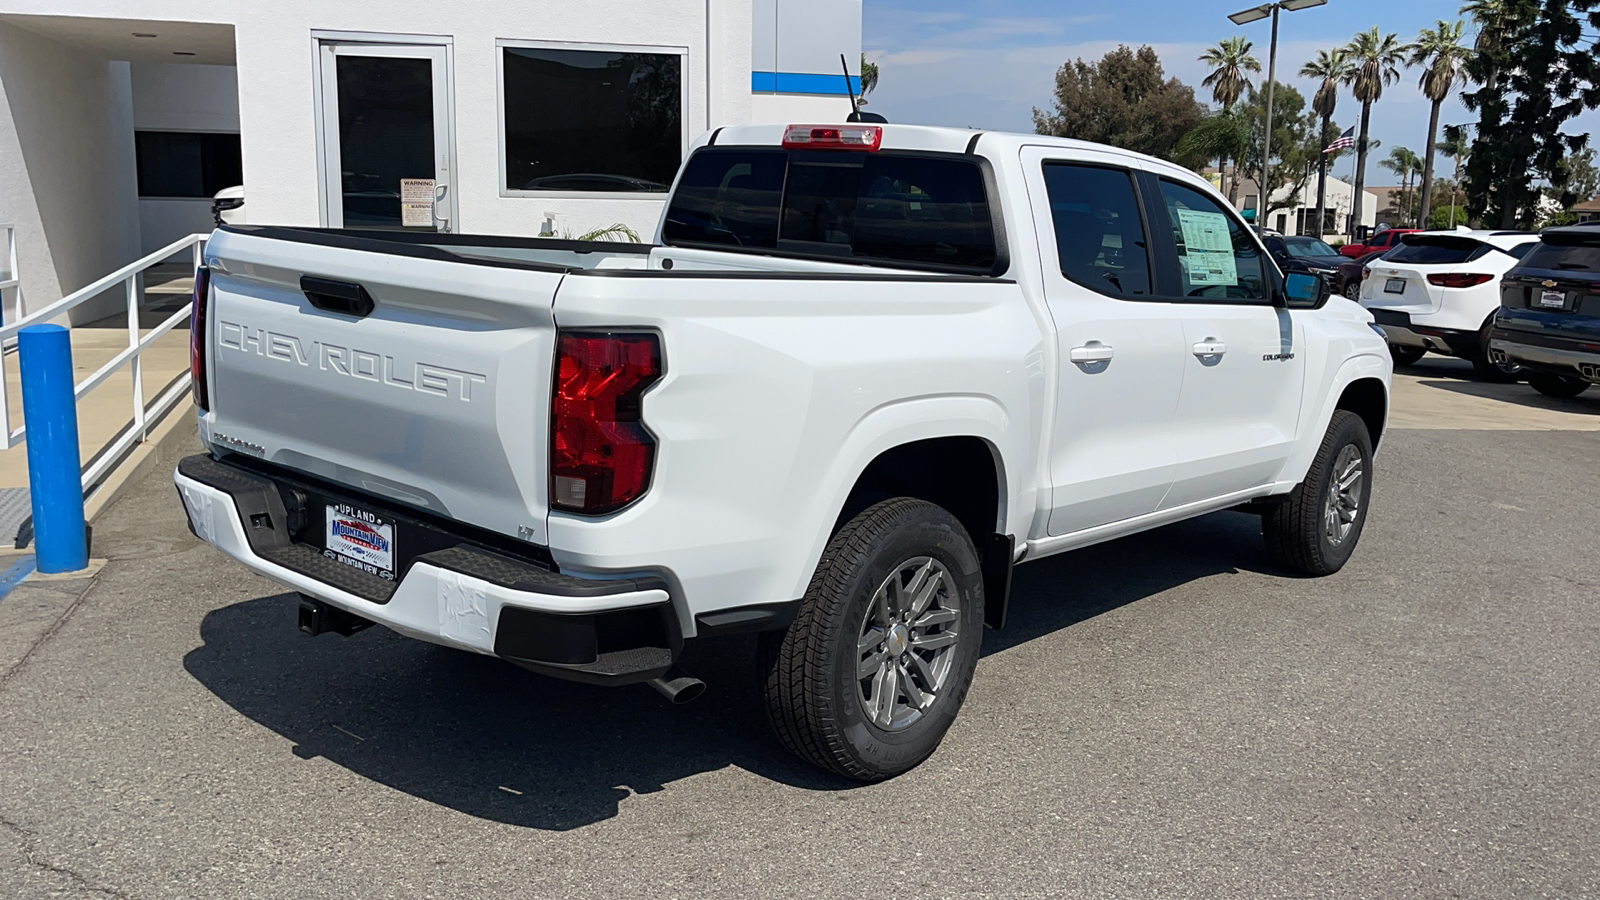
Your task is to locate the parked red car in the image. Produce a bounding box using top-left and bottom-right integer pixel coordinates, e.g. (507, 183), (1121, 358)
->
(1340, 228), (1420, 258)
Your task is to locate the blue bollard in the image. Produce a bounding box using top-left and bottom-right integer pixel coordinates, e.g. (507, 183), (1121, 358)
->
(18, 324), (86, 573)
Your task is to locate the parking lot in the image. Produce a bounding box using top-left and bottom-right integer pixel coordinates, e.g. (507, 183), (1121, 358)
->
(1, 356), (1596, 899)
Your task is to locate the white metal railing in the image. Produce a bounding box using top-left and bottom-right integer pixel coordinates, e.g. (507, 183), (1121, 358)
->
(0, 225), (18, 328)
(0, 233), (207, 491)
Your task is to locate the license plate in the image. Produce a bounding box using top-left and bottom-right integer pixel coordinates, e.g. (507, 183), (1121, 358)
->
(1384, 278), (1407, 294)
(1539, 290), (1567, 309)
(325, 503), (396, 580)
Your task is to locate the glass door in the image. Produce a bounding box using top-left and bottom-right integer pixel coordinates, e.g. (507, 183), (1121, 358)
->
(318, 42), (454, 231)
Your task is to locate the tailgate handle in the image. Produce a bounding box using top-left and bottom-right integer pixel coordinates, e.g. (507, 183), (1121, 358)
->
(300, 276), (375, 318)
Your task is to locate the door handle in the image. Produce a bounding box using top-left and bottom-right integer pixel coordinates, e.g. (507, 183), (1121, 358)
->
(1192, 339), (1227, 358)
(432, 183), (451, 233)
(1069, 342), (1115, 363)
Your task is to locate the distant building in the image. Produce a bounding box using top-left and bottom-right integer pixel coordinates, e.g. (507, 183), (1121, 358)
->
(0, 1), (864, 322)
(1231, 174), (1380, 242)
(1571, 196), (1600, 224)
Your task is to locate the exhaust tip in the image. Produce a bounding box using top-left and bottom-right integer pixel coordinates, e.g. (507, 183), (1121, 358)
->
(647, 668), (705, 704)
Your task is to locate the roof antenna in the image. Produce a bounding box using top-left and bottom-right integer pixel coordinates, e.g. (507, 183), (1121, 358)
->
(842, 53), (887, 124)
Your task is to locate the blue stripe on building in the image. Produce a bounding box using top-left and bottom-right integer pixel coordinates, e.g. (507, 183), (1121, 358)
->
(752, 72), (862, 96)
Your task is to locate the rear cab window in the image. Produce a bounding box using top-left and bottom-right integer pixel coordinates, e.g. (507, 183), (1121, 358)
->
(663, 147), (1000, 273)
(1040, 163), (1152, 296)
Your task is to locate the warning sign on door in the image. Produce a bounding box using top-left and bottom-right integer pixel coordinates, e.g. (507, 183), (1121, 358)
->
(400, 178), (436, 227)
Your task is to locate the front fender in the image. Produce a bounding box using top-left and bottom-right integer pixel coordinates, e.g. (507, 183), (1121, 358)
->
(1278, 352), (1392, 489)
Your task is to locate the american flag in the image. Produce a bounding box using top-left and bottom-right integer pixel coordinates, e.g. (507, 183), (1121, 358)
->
(1323, 126), (1356, 154)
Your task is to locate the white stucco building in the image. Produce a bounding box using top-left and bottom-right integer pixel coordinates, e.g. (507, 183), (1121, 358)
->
(0, 1), (863, 321)
(1234, 173), (1379, 242)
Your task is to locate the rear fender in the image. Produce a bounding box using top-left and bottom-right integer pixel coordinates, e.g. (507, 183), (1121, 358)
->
(790, 395), (1022, 602)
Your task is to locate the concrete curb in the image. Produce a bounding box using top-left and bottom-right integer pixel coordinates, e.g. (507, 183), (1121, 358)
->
(83, 402), (195, 522)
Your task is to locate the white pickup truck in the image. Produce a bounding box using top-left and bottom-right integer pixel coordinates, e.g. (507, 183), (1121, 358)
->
(175, 123), (1391, 781)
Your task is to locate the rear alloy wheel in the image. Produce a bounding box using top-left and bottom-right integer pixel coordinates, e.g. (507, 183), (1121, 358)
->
(1263, 410), (1374, 576)
(759, 498), (984, 781)
(1528, 373), (1591, 398)
(1343, 282), (1362, 301)
(1388, 343), (1425, 367)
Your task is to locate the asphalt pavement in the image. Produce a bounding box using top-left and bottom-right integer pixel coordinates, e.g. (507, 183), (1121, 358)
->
(1, 356), (1597, 899)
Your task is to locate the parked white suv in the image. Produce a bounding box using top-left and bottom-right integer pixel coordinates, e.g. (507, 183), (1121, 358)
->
(1360, 230), (1537, 378)
(175, 123), (1391, 780)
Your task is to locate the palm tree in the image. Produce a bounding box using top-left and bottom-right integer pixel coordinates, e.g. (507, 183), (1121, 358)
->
(1409, 20), (1470, 227)
(1199, 36), (1261, 202)
(1437, 124), (1472, 227)
(1460, 0), (1515, 56)
(1301, 48), (1353, 238)
(1176, 109), (1252, 198)
(1380, 146), (1423, 224)
(1342, 27), (1406, 237)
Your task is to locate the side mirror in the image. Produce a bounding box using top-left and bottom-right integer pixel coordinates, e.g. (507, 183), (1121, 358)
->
(1284, 271), (1331, 310)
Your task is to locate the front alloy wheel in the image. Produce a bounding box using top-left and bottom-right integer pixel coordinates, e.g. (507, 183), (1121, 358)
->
(1322, 444), (1365, 547)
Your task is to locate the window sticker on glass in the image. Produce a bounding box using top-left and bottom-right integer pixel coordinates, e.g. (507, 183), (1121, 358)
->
(1175, 208), (1238, 286)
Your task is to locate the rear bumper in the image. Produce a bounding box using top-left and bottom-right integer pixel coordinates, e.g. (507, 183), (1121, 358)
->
(1488, 328), (1600, 382)
(1369, 309), (1478, 358)
(174, 454), (681, 685)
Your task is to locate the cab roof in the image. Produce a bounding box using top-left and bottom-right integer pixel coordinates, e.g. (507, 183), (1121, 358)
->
(703, 123), (1207, 183)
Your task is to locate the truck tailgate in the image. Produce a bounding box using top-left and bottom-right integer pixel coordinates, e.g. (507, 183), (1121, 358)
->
(201, 228), (563, 545)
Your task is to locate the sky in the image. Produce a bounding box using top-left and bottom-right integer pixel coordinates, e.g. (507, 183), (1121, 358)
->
(861, 0), (1600, 187)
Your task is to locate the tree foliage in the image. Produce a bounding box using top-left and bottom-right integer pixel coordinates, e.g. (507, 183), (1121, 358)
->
(1033, 45), (1205, 162)
(1237, 81), (1319, 219)
(1461, 0), (1600, 228)
(860, 53), (879, 97)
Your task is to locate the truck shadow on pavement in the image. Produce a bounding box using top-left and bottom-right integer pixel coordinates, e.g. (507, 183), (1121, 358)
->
(182, 511), (1270, 831)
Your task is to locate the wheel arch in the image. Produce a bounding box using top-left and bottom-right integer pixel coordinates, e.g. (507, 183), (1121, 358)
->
(1336, 376), (1389, 452)
(797, 395), (1026, 631)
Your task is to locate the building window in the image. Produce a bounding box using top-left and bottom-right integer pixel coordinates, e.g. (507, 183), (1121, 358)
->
(135, 132), (242, 198)
(500, 43), (684, 194)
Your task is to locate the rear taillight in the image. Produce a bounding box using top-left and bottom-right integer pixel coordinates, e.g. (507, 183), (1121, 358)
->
(551, 332), (662, 515)
(1361, 266), (1372, 280)
(1427, 273), (1493, 288)
(782, 124), (883, 151)
(189, 266), (210, 411)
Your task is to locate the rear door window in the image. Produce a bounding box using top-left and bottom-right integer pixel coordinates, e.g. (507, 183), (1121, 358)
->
(1155, 179), (1269, 302)
(1040, 163), (1152, 297)
(663, 147), (998, 272)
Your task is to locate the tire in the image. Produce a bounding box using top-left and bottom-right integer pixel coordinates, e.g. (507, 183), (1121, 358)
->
(1528, 373), (1591, 398)
(1471, 319), (1521, 382)
(759, 498), (985, 781)
(1343, 282), (1361, 301)
(1388, 343), (1425, 367)
(1263, 410), (1374, 576)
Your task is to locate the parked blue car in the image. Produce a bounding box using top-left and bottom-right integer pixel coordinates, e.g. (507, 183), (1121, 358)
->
(1489, 226), (1600, 398)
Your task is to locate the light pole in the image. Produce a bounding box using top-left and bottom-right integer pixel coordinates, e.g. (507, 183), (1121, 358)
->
(1228, 0), (1328, 233)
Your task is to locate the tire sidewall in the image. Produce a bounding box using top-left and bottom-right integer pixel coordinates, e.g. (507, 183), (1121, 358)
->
(1311, 414), (1374, 570)
(824, 509), (985, 777)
